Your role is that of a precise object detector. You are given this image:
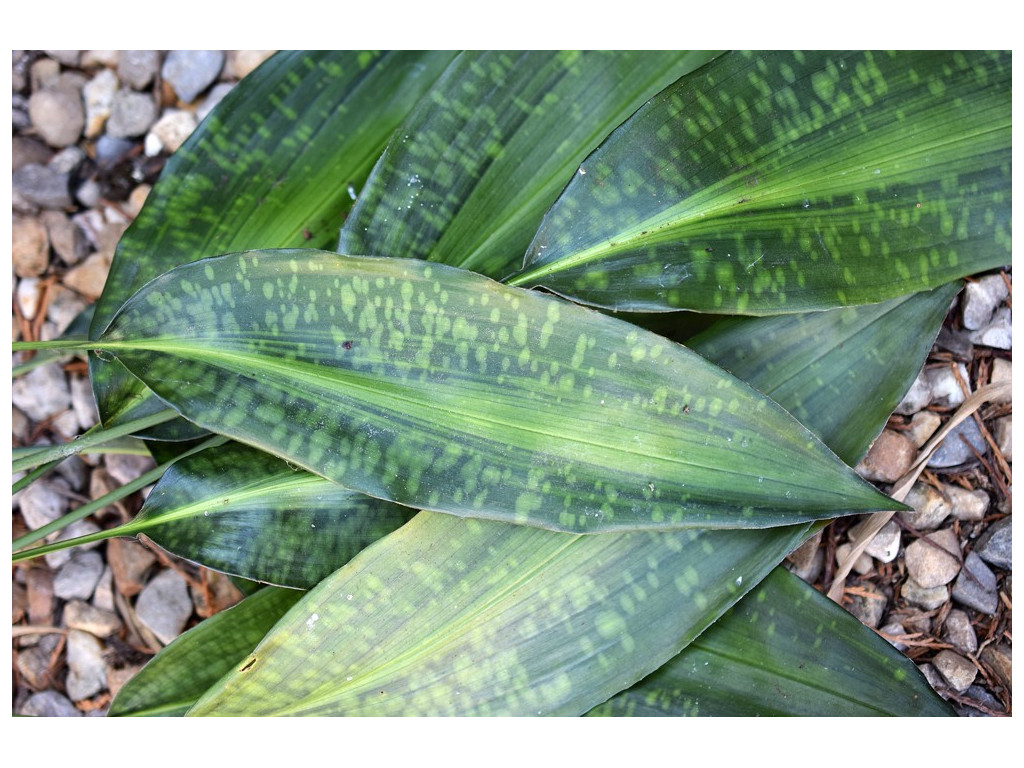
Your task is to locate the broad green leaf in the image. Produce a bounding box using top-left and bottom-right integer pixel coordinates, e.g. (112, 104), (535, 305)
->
(587, 566), (955, 716)
(88, 50), (458, 438)
(162, 273), (951, 717)
(688, 280), (962, 463)
(112, 444), (415, 588)
(507, 51), (1011, 313)
(94, 249), (898, 532)
(108, 587), (303, 716)
(187, 511), (812, 716)
(340, 50), (718, 278)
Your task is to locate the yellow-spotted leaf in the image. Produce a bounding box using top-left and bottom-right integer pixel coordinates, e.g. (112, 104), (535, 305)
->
(93, 249), (899, 533)
(508, 51), (1010, 313)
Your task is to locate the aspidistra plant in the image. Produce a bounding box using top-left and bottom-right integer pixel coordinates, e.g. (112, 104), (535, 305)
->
(12, 49), (1008, 716)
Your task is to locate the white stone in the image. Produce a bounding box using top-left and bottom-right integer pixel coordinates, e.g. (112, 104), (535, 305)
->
(65, 629), (108, 700)
(144, 108), (197, 156)
(82, 67), (119, 138)
(12, 362), (71, 421)
(135, 569), (193, 645)
(925, 363), (970, 408)
(894, 370), (932, 415)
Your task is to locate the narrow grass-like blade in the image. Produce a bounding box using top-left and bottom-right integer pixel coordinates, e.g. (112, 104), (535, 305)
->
(508, 51), (1011, 313)
(173, 275), (952, 716)
(116, 443), (415, 588)
(88, 51), (457, 437)
(586, 566), (955, 716)
(340, 51), (717, 278)
(94, 249), (897, 532)
(108, 587), (303, 716)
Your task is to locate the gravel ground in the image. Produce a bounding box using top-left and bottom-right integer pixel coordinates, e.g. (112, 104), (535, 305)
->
(10, 50), (1012, 717)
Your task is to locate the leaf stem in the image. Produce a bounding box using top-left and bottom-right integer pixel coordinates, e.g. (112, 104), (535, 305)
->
(12, 409), (181, 473)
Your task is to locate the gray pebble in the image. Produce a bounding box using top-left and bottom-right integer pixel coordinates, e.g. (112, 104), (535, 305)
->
(925, 363), (970, 408)
(45, 519), (101, 569)
(54, 550), (105, 600)
(946, 485), (990, 522)
(974, 516), (1011, 570)
(844, 582), (887, 628)
(904, 528), (961, 588)
(16, 477), (70, 529)
(894, 370), (932, 415)
(83, 67), (119, 138)
(70, 374), (99, 432)
(935, 325), (975, 359)
(12, 162), (72, 209)
(962, 274), (1009, 329)
(917, 662), (948, 694)
(980, 643), (1012, 692)
(901, 577), (949, 610)
(49, 145), (86, 174)
(878, 621), (909, 651)
(12, 362), (72, 422)
(901, 482), (953, 530)
(45, 284), (90, 335)
(197, 81), (234, 121)
(135, 568), (193, 645)
(942, 609), (978, 654)
(19, 690), (82, 717)
(41, 209), (89, 265)
(14, 277), (39, 326)
(16, 645), (54, 689)
(12, 215), (49, 278)
(968, 306), (1012, 350)
(932, 649), (978, 693)
(855, 429), (915, 483)
(105, 452), (157, 486)
(145, 108), (197, 156)
(13, 92), (31, 131)
(957, 684), (1005, 716)
(951, 552), (999, 614)
(64, 602), (122, 638)
(75, 177), (102, 208)
(53, 453), (89, 492)
(106, 89), (158, 138)
(29, 86), (85, 147)
(163, 50), (224, 103)
(905, 410), (942, 448)
(45, 50), (81, 66)
(92, 566), (115, 612)
(93, 133), (136, 166)
(992, 416), (1011, 462)
(65, 629), (108, 701)
(13, 135), (54, 171)
(118, 50), (161, 90)
(927, 417), (987, 469)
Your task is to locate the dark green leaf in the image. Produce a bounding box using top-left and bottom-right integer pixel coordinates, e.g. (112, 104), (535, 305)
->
(89, 50), (458, 438)
(688, 281), (962, 463)
(120, 443), (415, 588)
(340, 50), (718, 278)
(108, 587), (303, 716)
(508, 51), (1010, 313)
(96, 249), (898, 532)
(587, 566), (955, 716)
